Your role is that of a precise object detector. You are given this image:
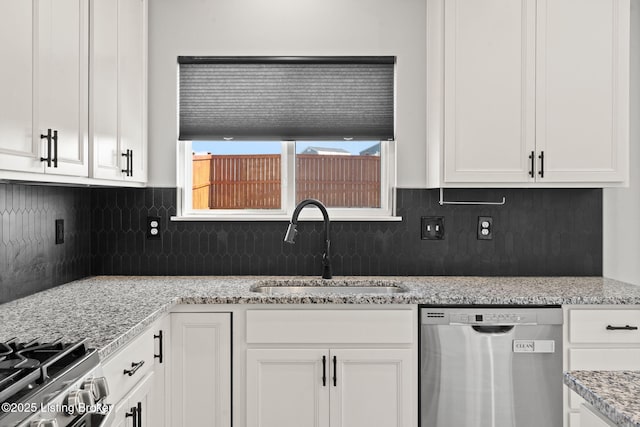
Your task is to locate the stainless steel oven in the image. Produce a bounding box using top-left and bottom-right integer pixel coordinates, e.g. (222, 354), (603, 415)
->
(420, 306), (563, 427)
(0, 339), (111, 427)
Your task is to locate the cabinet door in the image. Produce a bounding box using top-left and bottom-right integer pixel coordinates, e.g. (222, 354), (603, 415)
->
(110, 397), (130, 427)
(119, 0), (147, 183)
(111, 372), (154, 427)
(128, 371), (154, 427)
(0, 1), (42, 173)
(149, 315), (169, 427)
(37, 0), (89, 177)
(580, 404), (616, 427)
(90, 0), (120, 180)
(330, 349), (413, 427)
(535, 0), (629, 183)
(171, 313), (231, 427)
(443, 0), (536, 183)
(91, 0), (147, 182)
(246, 349), (330, 427)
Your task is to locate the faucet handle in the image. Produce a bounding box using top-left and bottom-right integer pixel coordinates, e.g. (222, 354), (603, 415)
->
(284, 223), (298, 243)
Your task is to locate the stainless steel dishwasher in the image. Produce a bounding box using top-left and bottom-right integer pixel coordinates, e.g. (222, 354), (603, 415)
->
(420, 306), (563, 427)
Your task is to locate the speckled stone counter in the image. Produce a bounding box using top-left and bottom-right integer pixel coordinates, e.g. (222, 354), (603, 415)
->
(564, 371), (640, 427)
(1, 275), (640, 360)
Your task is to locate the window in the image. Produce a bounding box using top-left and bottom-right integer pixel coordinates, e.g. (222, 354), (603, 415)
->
(175, 57), (398, 221)
(179, 140), (396, 220)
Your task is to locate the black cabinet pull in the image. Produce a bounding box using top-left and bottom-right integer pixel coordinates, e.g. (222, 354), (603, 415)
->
(606, 324), (638, 331)
(538, 151), (545, 178)
(52, 130), (58, 168)
(121, 149), (132, 176)
(123, 360), (145, 376)
(528, 151), (535, 178)
(136, 401), (142, 427)
(332, 355), (337, 387)
(126, 406), (138, 427)
(40, 129), (52, 167)
(322, 355), (326, 386)
(154, 330), (164, 363)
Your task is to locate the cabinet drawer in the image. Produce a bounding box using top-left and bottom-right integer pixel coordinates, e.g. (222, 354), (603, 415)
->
(102, 327), (155, 404)
(567, 348), (640, 409)
(580, 404), (616, 427)
(246, 310), (413, 344)
(569, 309), (640, 344)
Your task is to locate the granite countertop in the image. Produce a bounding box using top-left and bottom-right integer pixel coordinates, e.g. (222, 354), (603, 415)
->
(1, 275), (640, 360)
(564, 371), (640, 427)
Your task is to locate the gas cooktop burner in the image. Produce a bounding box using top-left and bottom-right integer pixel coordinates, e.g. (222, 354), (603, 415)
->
(0, 339), (94, 404)
(0, 338), (103, 427)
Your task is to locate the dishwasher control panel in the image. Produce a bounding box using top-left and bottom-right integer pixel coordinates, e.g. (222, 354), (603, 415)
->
(421, 307), (563, 326)
(449, 312), (535, 325)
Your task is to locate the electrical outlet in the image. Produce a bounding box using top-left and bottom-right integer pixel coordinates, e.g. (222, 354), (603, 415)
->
(147, 216), (161, 240)
(477, 216), (493, 240)
(421, 216), (445, 240)
(55, 219), (64, 244)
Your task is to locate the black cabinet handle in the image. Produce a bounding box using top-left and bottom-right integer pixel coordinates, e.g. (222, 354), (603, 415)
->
(52, 130), (58, 168)
(129, 149), (134, 177)
(154, 330), (164, 364)
(123, 360), (145, 376)
(126, 406), (138, 427)
(538, 151), (545, 178)
(121, 150), (132, 176)
(332, 355), (337, 387)
(528, 151), (535, 178)
(136, 401), (142, 427)
(322, 355), (326, 386)
(40, 129), (52, 167)
(606, 325), (638, 331)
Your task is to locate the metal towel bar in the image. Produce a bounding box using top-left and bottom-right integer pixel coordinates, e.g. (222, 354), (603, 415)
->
(438, 188), (506, 206)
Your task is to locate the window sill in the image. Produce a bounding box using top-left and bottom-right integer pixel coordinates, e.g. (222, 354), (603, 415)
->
(170, 214), (403, 222)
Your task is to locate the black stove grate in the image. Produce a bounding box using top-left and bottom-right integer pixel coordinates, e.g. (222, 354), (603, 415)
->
(0, 339), (91, 405)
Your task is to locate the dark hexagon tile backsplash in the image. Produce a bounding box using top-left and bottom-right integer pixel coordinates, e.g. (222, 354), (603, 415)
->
(91, 187), (602, 277)
(0, 183), (602, 303)
(0, 183), (92, 303)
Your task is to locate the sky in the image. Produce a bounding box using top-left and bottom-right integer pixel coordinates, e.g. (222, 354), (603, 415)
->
(192, 141), (378, 155)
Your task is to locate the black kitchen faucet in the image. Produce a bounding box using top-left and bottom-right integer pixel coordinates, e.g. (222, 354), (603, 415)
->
(283, 199), (332, 279)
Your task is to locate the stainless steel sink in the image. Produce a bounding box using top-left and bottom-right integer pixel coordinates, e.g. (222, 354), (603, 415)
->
(250, 281), (407, 295)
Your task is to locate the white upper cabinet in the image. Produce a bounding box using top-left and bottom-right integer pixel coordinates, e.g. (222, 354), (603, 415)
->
(443, 0), (536, 183)
(0, 0), (146, 185)
(535, 0), (629, 183)
(0, 0), (88, 177)
(91, 0), (147, 183)
(37, 0), (89, 177)
(428, 0), (630, 187)
(0, 1), (40, 173)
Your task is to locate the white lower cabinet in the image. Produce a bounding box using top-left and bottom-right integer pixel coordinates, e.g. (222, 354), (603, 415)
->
(245, 309), (416, 427)
(247, 349), (329, 427)
(170, 312), (231, 427)
(580, 404), (616, 427)
(149, 314), (170, 427)
(564, 306), (640, 426)
(102, 315), (168, 427)
(333, 349), (412, 427)
(111, 372), (154, 427)
(247, 349), (412, 427)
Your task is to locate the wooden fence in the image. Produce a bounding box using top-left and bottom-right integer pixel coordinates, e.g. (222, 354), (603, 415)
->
(192, 153), (380, 209)
(296, 154), (381, 208)
(193, 154), (281, 209)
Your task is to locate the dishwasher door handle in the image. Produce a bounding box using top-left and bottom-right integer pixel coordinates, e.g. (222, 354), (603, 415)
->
(472, 325), (514, 334)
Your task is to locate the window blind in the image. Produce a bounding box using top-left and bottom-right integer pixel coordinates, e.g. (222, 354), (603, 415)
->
(178, 56), (395, 141)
